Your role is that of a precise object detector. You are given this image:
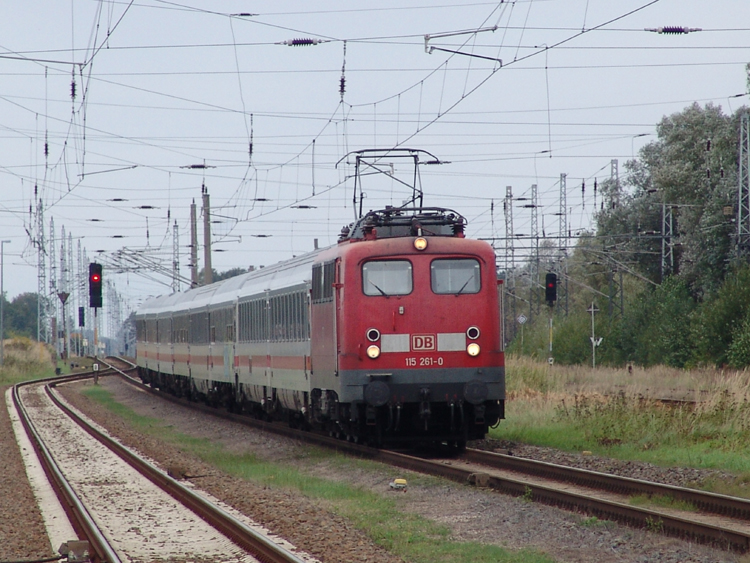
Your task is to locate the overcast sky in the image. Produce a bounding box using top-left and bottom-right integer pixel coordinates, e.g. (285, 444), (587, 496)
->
(1, 0), (748, 330)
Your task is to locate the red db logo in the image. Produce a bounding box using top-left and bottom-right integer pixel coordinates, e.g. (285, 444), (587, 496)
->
(411, 334), (436, 351)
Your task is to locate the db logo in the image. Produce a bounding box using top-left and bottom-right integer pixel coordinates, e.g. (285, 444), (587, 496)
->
(411, 334), (436, 351)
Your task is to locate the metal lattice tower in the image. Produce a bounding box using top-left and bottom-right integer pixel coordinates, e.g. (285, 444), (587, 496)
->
(36, 198), (48, 343)
(661, 203), (674, 280)
(59, 226), (68, 357)
(530, 183), (539, 318)
(558, 173), (567, 257)
(107, 281), (114, 343)
(504, 186), (515, 275)
(77, 240), (83, 327)
(558, 173), (569, 315)
(110, 284), (123, 353)
(172, 220), (180, 293)
(503, 186), (516, 341)
(49, 217), (57, 350)
(83, 246), (92, 356)
(67, 231), (74, 356)
(739, 113), (750, 255)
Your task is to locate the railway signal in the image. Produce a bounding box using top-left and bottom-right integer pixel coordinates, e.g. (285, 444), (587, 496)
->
(89, 263), (103, 308)
(545, 272), (557, 304)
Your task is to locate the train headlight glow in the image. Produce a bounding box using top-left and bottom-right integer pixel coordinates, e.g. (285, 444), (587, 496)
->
(466, 343), (481, 356)
(414, 237), (428, 251)
(367, 345), (381, 359)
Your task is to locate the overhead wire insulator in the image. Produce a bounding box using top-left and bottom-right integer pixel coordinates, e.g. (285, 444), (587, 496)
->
(280, 38), (323, 46)
(339, 40), (347, 101)
(248, 113), (254, 166)
(645, 26), (702, 34)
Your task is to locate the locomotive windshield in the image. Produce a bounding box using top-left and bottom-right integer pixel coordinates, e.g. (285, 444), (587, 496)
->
(362, 260), (413, 296)
(431, 259), (481, 295)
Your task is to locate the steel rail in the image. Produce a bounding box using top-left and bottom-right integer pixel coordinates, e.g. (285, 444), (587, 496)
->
(107, 357), (750, 551)
(374, 448), (750, 551)
(54, 360), (308, 563)
(13, 372), (121, 563)
(463, 448), (750, 520)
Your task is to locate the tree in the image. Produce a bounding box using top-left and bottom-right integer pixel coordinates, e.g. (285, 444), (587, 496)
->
(691, 265), (750, 366)
(197, 267), (247, 285)
(2, 293), (38, 339)
(213, 267), (248, 282)
(596, 103), (742, 297)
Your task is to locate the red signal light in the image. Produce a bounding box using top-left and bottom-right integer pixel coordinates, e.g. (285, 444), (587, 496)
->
(89, 263), (103, 308)
(545, 272), (557, 303)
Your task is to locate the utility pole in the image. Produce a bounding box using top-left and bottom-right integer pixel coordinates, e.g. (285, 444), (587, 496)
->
(172, 220), (180, 293)
(202, 184), (212, 285)
(190, 200), (199, 288)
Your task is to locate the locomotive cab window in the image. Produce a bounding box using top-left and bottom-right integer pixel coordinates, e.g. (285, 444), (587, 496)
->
(362, 260), (413, 296)
(431, 259), (481, 295)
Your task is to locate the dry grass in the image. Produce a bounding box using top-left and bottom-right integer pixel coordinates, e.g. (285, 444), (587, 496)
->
(507, 354), (745, 402)
(500, 355), (750, 472)
(0, 338), (56, 386)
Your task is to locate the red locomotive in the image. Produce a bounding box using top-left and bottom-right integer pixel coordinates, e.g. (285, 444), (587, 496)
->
(136, 152), (504, 448)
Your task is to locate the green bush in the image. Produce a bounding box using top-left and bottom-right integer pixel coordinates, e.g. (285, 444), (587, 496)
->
(692, 265), (750, 366)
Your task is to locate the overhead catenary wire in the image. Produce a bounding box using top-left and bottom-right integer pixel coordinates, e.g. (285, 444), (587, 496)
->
(1, 0), (742, 312)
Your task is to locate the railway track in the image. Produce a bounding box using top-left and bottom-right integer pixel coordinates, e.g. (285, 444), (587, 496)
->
(12, 363), (311, 563)
(103, 356), (750, 552)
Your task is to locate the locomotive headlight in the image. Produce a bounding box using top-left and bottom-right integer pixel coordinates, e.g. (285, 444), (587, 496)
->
(466, 343), (481, 356)
(414, 237), (428, 251)
(366, 345), (381, 359)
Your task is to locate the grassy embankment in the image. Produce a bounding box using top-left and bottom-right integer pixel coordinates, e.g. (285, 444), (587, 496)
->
(492, 355), (750, 495)
(81, 383), (555, 563)
(0, 338), (58, 388)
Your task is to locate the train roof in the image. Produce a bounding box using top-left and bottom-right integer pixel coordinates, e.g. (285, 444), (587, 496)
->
(137, 207), (478, 318)
(136, 246), (326, 317)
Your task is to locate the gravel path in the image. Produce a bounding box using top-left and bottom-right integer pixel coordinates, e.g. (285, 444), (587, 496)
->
(2, 375), (744, 563)
(20, 384), (260, 563)
(1, 386), (52, 562)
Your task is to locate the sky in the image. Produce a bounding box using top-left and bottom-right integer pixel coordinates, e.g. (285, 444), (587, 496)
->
(0, 0), (749, 336)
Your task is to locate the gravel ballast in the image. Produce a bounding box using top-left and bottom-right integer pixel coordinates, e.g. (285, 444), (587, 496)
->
(2, 375), (743, 563)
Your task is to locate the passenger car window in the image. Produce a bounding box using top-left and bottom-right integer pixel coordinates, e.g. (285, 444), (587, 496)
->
(431, 259), (481, 294)
(362, 260), (413, 296)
